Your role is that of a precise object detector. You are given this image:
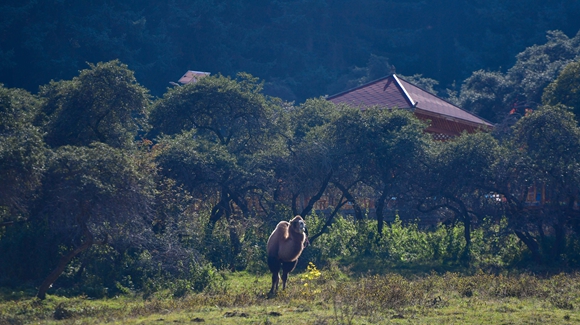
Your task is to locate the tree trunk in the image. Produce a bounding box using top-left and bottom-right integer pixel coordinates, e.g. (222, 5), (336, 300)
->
(375, 190), (389, 237)
(333, 181), (363, 220)
(37, 231), (94, 300)
(205, 201), (225, 246)
(220, 192), (241, 270)
(226, 213), (242, 271)
(514, 230), (542, 264)
(445, 197), (472, 263)
(309, 197), (348, 243)
(461, 213), (471, 262)
(291, 193), (300, 217)
(552, 218), (566, 263)
(300, 170), (333, 218)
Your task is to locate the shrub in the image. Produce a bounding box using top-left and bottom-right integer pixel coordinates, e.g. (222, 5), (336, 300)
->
(142, 262), (226, 299)
(306, 213), (525, 270)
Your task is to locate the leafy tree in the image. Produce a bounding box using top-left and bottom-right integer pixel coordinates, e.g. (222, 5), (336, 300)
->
(324, 106), (374, 223)
(508, 30), (580, 107)
(321, 106), (428, 236)
(417, 132), (501, 261)
(459, 30), (580, 124)
(34, 143), (156, 299)
(40, 60), (150, 149)
(150, 73), (275, 144)
(542, 60), (580, 122)
(276, 98), (343, 218)
(0, 85), (46, 224)
(360, 108), (428, 236)
(280, 101), (430, 245)
(504, 105), (580, 264)
(151, 73), (284, 269)
(458, 70), (513, 124)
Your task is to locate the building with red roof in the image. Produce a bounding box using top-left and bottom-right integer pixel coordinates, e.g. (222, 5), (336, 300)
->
(327, 74), (493, 140)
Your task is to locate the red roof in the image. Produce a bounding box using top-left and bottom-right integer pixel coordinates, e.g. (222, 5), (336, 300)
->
(327, 74), (493, 136)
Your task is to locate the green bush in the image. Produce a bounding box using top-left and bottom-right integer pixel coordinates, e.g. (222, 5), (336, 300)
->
(172, 263), (225, 297)
(305, 213), (526, 270)
(142, 262), (226, 299)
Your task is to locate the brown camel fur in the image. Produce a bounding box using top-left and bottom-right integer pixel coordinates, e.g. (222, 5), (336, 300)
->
(266, 215), (308, 297)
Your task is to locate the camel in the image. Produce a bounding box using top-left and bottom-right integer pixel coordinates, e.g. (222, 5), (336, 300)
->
(266, 215), (308, 297)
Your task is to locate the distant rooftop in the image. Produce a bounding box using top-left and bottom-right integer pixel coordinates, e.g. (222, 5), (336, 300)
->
(177, 70), (210, 84)
(327, 74), (493, 138)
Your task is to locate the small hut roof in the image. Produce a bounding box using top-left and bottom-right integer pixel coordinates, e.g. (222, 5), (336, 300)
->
(178, 70), (211, 84)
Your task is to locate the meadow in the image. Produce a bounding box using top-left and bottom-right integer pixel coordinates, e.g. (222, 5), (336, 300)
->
(2, 264), (580, 325)
(3, 215), (580, 324)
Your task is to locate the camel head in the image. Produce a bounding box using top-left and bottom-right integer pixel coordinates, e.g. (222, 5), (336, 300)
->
(290, 216), (306, 234)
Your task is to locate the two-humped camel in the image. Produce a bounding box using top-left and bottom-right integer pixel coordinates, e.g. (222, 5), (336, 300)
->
(266, 215), (308, 297)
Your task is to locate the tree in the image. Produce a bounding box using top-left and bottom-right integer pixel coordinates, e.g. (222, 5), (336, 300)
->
(359, 108), (429, 235)
(41, 60), (150, 149)
(151, 73), (284, 269)
(276, 98), (343, 218)
(417, 132), (501, 261)
(293, 105), (429, 238)
(458, 70), (514, 124)
(542, 60), (580, 123)
(0, 85), (46, 224)
(320, 106), (428, 236)
(507, 30), (580, 108)
(150, 73), (277, 145)
(505, 105), (580, 264)
(459, 30), (580, 125)
(34, 143), (156, 299)
(4, 0), (580, 103)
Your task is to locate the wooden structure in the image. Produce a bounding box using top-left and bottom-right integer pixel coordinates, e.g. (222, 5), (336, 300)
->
(327, 74), (493, 139)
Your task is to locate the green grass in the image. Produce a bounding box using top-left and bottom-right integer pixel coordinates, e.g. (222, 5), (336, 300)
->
(2, 267), (580, 324)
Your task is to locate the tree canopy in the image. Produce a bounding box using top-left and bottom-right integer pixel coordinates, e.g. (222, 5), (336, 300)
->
(0, 85), (45, 221)
(543, 60), (580, 122)
(40, 60), (150, 149)
(458, 30), (580, 125)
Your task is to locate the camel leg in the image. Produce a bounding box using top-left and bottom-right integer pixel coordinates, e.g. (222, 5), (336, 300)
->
(281, 260), (298, 290)
(270, 272), (280, 295)
(267, 256), (281, 296)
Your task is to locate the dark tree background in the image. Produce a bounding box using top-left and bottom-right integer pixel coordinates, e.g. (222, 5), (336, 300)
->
(1, 0), (580, 102)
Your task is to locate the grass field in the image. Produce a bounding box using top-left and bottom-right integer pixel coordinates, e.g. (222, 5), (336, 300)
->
(2, 264), (580, 324)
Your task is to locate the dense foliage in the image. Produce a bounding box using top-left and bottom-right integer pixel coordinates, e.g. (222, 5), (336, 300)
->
(2, 25), (580, 300)
(458, 30), (580, 125)
(1, 1), (580, 103)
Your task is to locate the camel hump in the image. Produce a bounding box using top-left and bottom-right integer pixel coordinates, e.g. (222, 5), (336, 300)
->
(277, 221), (290, 229)
(290, 215), (304, 222)
(266, 221), (290, 256)
(271, 221), (290, 239)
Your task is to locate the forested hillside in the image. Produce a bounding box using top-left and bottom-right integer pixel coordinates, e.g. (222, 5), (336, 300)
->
(1, 0), (580, 102)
